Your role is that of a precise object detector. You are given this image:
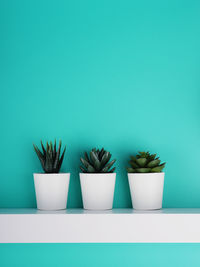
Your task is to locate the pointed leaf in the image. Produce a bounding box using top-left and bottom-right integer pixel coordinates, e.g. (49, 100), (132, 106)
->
(99, 148), (105, 160)
(46, 142), (49, 152)
(53, 140), (56, 160)
(87, 165), (96, 173)
(90, 151), (101, 170)
(136, 168), (151, 173)
(80, 158), (95, 172)
(151, 163), (166, 172)
(57, 146), (66, 172)
(80, 157), (90, 168)
(129, 160), (139, 168)
(136, 158), (148, 167)
(103, 159), (116, 172)
(100, 152), (111, 168)
(49, 142), (53, 162)
(33, 144), (45, 171)
(147, 159), (160, 168)
(44, 148), (53, 173)
(130, 156), (137, 162)
(40, 141), (46, 156)
(84, 152), (90, 162)
(149, 153), (157, 161)
(101, 166), (109, 173)
(80, 166), (87, 173)
(127, 167), (136, 173)
(53, 140), (61, 169)
(33, 144), (44, 160)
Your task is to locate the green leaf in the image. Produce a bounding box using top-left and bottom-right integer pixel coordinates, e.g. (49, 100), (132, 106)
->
(80, 158), (96, 172)
(53, 140), (61, 170)
(101, 159), (116, 172)
(109, 167), (116, 173)
(84, 152), (90, 163)
(136, 158), (148, 167)
(138, 152), (147, 158)
(127, 167), (136, 173)
(99, 148), (105, 160)
(80, 166), (87, 173)
(33, 144), (44, 160)
(136, 168), (151, 173)
(103, 159), (116, 172)
(40, 141), (46, 156)
(33, 144), (45, 170)
(149, 153), (157, 161)
(46, 142), (49, 152)
(87, 165), (96, 173)
(53, 140), (56, 160)
(100, 152), (111, 168)
(130, 156), (137, 162)
(49, 142), (53, 162)
(57, 146), (66, 172)
(147, 159), (160, 168)
(90, 150), (97, 164)
(129, 160), (139, 168)
(101, 166), (109, 173)
(151, 163), (166, 172)
(80, 158), (90, 168)
(44, 148), (53, 173)
(90, 151), (101, 171)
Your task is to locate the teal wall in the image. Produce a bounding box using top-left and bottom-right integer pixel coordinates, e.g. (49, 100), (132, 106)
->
(1, 0), (200, 266)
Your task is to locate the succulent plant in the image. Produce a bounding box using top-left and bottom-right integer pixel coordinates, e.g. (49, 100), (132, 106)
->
(127, 151), (165, 173)
(33, 140), (66, 173)
(80, 148), (116, 173)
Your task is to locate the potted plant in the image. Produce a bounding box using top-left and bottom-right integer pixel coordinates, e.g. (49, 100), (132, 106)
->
(127, 151), (166, 210)
(80, 148), (116, 210)
(33, 140), (70, 210)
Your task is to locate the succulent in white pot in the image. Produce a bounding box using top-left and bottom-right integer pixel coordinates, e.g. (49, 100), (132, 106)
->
(80, 148), (116, 210)
(127, 151), (166, 210)
(33, 140), (70, 210)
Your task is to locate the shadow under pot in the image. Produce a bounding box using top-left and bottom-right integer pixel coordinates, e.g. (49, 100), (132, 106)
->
(34, 173), (70, 211)
(128, 172), (165, 210)
(80, 173), (116, 210)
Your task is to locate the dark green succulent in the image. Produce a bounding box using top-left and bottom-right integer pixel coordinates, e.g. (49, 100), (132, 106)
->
(33, 140), (66, 173)
(127, 151), (165, 173)
(80, 148), (116, 173)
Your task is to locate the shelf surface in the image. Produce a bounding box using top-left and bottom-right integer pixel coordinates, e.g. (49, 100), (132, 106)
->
(1, 208), (200, 243)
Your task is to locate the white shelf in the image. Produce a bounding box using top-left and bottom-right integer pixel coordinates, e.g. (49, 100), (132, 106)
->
(1, 208), (200, 243)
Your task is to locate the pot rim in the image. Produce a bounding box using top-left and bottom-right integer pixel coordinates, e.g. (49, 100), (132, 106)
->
(33, 172), (70, 175)
(79, 172), (116, 175)
(128, 172), (165, 175)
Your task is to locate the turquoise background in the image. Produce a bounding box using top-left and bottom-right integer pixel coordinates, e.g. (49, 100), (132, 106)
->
(1, 0), (200, 266)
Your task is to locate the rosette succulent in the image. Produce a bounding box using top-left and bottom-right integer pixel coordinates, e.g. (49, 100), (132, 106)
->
(80, 148), (116, 173)
(127, 151), (165, 173)
(33, 140), (66, 173)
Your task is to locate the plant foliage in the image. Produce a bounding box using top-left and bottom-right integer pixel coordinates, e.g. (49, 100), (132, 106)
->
(127, 151), (165, 173)
(33, 140), (66, 173)
(80, 148), (116, 173)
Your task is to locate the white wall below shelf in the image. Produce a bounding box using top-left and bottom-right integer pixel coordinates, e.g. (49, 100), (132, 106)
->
(0, 208), (200, 243)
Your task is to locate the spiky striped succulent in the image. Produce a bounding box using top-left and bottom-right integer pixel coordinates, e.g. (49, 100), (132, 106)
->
(80, 148), (116, 173)
(33, 140), (66, 173)
(127, 151), (165, 173)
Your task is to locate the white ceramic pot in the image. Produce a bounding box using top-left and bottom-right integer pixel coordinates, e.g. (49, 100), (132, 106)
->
(128, 173), (165, 210)
(80, 173), (116, 210)
(33, 173), (70, 210)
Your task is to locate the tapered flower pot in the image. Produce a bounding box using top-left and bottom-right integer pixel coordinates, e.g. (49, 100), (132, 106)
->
(128, 173), (165, 210)
(80, 173), (116, 210)
(34, 173), (70, 210)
